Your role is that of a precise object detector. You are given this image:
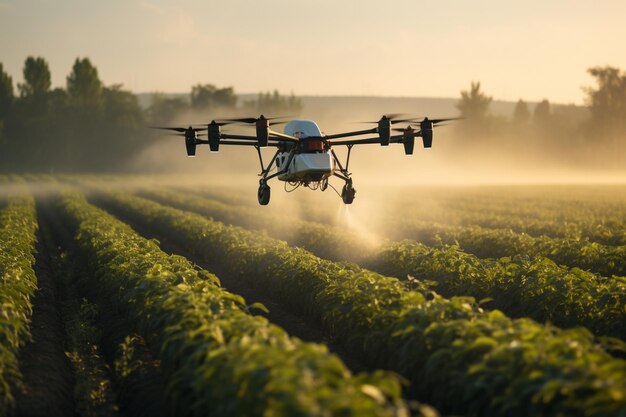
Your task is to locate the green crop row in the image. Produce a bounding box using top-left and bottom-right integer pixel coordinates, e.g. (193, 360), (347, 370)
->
(440, 188), (626, 245)
(389, 187), (626, 246)
(136, 187), (379, 263)
(168, 183), (626, 277)
(367, 240), (626, 342)
(387, 219), (626, 277)
(182, 183), (626, 246)
(0, 192), (38, 416)
(95, 190), (626, 417)
(136, 187), (626, 343)
(447, 208), (626, 246)
(56, 190), (412, 417)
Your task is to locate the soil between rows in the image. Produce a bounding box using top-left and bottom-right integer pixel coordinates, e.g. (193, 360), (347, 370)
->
(40, 198), (173, 417)
(93, 196), (373, 375)
(15, 202), (75, 417)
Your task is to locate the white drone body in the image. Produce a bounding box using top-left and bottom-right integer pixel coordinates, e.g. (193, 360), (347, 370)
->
(277, 120), (335, 182)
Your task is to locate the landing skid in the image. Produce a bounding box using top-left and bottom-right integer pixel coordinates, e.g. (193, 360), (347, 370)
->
(254, 145), (356, 205)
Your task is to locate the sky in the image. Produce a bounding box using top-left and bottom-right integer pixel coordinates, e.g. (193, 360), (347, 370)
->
(1, 0), (625, 104)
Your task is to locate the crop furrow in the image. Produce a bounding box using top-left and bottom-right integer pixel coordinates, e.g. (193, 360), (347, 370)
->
(366, 240), (626, 343)
(136, 187), (626, 343)
(14, 202), (75, 417)
(94, 189), (626, 417)
(56, 189), (414, 417)
(179, 184), (626, 246)
(109, 208), (372, 374)
(41, 199), (165, 417)
(383, 219), (626, 277)
(37, 202), (121, 417)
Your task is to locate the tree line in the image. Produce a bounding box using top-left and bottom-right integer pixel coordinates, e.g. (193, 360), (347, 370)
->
(0, 55), (624, 172)
(455, 68), (626, 162)
(0, 56), (303, 172)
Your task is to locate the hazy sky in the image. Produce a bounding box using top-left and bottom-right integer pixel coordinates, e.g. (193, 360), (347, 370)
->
(1, 0), (625, 104)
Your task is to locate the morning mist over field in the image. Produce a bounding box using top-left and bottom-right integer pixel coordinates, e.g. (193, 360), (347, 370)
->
(1, 0), (625, 184)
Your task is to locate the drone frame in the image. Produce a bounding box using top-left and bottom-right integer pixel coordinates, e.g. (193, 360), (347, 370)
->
(152, 114), (457, 204)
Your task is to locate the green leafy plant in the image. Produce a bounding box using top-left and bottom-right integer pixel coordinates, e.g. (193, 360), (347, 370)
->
(0, 191), (38, 416)
(94, 190), (626, 417)
(57, 190), (412, 417)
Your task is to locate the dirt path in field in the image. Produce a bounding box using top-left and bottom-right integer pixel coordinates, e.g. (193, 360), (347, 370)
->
(15, 203), (75, 417)
(95, 199), (372, 374)
(95, 304), (171, 417)
(40, 199), (171, 417)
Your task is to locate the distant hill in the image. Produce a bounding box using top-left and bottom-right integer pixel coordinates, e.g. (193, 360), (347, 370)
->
(135, 93), (547, 119)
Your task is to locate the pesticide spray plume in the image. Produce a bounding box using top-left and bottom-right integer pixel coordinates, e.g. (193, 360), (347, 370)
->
(335, 200), (383, 251)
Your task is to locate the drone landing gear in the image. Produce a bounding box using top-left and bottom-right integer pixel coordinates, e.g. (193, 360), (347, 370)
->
(255, 146), (295, 205)
(331, 147), (356, 204)
(258, 180), (271, 205)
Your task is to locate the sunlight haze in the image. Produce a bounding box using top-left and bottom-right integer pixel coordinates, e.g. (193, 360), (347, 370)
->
(1, 0), (625, 103)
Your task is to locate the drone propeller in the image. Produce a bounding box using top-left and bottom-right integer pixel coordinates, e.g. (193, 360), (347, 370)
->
(220, 115), (290, 124)
(410, 117), (463, 127)
(150, 126), (186, 132)
(150, 126), (208, 133)
(428, 117), (462, 124)
(192, 121), (234, 128)
(359, 114), (420, 125)
(392, 123), (453, 133)
(148, 126), (205, 156)
(230, 120), (288, 127)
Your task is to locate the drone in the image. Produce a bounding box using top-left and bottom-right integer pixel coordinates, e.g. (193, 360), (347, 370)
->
(152, 114), (457, 205)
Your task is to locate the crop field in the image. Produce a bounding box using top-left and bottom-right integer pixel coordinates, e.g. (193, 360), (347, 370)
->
(1, 175), (626, 417)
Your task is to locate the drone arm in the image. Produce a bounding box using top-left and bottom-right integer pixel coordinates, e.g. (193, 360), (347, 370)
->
(327, 137), (396, 146)
(217, 132), (298, 144)
(328, 134), (406, 147)
(268, 130), (300, 143)
(202, 140), (282, 147)
(328, 138), (380, 146)
(219, 133), (261, 141)
(324, 128), (378, 140)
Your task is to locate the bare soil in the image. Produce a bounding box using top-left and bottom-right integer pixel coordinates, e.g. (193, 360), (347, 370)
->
(15, 204), (75, 417)
(41, 199), (171, 417)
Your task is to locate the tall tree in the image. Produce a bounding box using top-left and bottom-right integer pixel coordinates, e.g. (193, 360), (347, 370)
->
(584, 66), (626, 137)
(102, 84), (144, 127)
(64, 58), (103, 170)
(99, 84), (146, 169)
(456, 81), (492, 121)
(67, 57), (102, 109)
(5, 57), (52, 169)
(0, 63), (14, 118)
(533, 99), (551, 126)
(512, 99), (530, 124)
(211, 86), (237, 108)
(190, 84), (236, 110)
(18, 56), (51, 97)
(244, 90), (302, 115)
(148, 93), (188, 124)
(455, 81), (492, 138)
